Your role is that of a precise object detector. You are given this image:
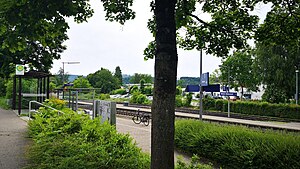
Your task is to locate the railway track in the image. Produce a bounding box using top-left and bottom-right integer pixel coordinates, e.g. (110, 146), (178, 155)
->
(75, 100), (300, 132)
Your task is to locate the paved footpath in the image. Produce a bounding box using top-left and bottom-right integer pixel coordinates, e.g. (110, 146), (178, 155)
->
(0, 108), (29, 169)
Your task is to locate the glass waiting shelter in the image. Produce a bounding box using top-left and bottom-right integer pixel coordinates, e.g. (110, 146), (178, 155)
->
(12, 70), (51, 115)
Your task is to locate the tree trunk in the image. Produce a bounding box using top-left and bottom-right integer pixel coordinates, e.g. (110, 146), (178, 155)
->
(151, 0), (177, 169)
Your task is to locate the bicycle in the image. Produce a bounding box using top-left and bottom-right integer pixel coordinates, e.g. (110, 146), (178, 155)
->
(132, 109), (150, 126)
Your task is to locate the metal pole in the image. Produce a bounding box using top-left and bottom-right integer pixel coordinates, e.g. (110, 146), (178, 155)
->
(228, 68), (230, 118)
(199, 48), (203, 120)
(62, 62), (65, 84)
(296, 70), (299, 104)
(62, 62), (65, 100)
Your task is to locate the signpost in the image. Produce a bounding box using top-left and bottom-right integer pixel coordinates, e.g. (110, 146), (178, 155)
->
(220, 91), (236, 118)
(15, 64), (25, 75)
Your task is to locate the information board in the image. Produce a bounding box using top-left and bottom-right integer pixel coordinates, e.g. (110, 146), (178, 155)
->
(93, 100), (116, 125)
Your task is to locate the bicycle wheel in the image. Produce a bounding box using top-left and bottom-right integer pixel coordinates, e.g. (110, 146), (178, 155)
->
(143, 116), (150, 126)
(132, 115), (141, 124)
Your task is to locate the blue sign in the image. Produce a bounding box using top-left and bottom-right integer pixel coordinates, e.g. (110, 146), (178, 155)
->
(185, 84), (220, 92)
(200, 72), (209, 86)
(203, 84), (220, 92)
(220, 92), (237, 96)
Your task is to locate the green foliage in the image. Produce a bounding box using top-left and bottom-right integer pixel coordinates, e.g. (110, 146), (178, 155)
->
(129, 85), (139, 94)
(114, 66), (123, 85)
(130, 92), (149, 105)
(144, 86), (153, 95)
(0, 77), (6, 96)
(53, 68), (69, 87)
(87, 68), (120, 93)
(0, 0), (94, 75)
(176, 86), (183, 95)
(26, 99), (150, 169)
(262, 84), (288, 103)
(175, 119), (300, 169)
(178, 77), (200, 87)
(129, 73), (153, 84)
(202, 98), (300, 120)
(5, 78), (37, 99)
(43, 98), (66, 110)
(111, 88), (127, 95)
(140, 79), (145, 93)
(254, 43), (298, 102)
(176, 96), (184, 107)
(73, 76), (91, 89)
(49, 82), (56, 92)
(220, 51), (258, 95)
(255, 2), (299, 48)
(184, 93), (193, 107)
(100, 0), (135, 25)
(176, 155), (213, 169)
(98, 93), (110, 100)
(209, 69), (221, 85)
(0, 96), (9, 109)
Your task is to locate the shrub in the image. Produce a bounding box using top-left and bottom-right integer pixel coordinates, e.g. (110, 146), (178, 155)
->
(130, 92), (149, 104)
(26, 102), (150, 169)
(176, 155), (213, 169)
(176, 96), (184, 107)
(144, 86), (153, 95)
(202, 99), (300, 120)
(98, 93), (110, 100)
(175, 119), (300, 169)
(184, 93), (193, 107)
(129, 85), (139, 94)
(111, 88), (127, 95)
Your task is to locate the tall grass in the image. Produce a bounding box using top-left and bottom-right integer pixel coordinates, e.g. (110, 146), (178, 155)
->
(175, 119), (300, 169)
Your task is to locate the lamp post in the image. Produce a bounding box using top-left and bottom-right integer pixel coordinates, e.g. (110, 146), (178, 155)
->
(199, 48), (203, 120)
(62, 61), (80, 99)
(62, 61), (80, 84)
(227, 68), (230, 117)
(296, 69), (299, 104)
(219, 64), (231, 117)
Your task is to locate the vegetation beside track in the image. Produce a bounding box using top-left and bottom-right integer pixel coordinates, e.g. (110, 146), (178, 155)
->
(175, 119), (300, 169)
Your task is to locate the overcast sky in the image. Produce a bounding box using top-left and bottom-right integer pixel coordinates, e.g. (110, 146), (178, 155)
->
(50, 0), (270, 78)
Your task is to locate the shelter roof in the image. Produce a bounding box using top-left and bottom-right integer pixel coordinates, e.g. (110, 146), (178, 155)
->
(18, 70), (52, 78)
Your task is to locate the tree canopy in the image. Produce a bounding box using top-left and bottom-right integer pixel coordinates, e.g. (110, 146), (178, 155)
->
(129, 73), (153, 84)
(87, 68), (120, 93)
(114, 66), (123, 85)
(220, 51), (258, 97)
(0, 0), (93, 77)
(73, 76), (92, 89)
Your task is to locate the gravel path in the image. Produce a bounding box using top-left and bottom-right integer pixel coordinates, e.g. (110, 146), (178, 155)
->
(0, 108), (29, 169)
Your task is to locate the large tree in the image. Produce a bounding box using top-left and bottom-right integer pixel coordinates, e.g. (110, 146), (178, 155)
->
(129, 73), (153, 84)
(253, 0), (300, 103)
(2, 0), (299, 168)
(0, 0), (93, 77)
(220, 51), (258, 98)
(87, 68), (120, 93)
(101, 1), (261, 168)
(73, 76), (92, 89)
(114, 66), (123, 86)
(254, 43), (298, 103)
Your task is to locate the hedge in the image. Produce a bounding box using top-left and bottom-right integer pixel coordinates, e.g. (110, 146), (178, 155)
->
(202, 98), (300, 120)
(175, 119), (300, 169)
